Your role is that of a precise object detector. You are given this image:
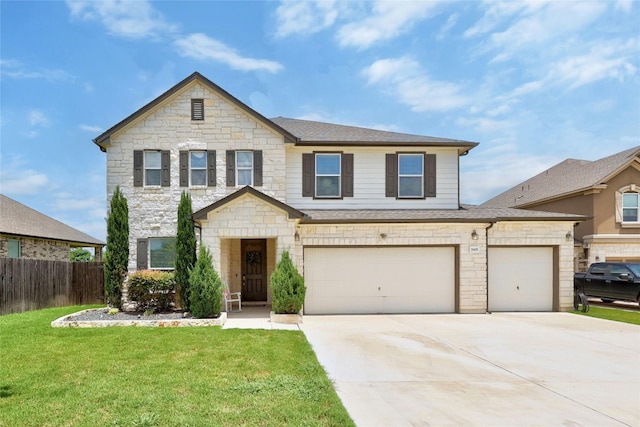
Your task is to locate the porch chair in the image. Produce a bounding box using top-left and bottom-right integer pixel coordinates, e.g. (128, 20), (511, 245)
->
(223, 282), (242, 312)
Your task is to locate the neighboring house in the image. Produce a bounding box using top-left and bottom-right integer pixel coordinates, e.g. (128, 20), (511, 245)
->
(483, 147), (640, 271)
(0, 194), (105, 261)
(93, 72), (583, 314)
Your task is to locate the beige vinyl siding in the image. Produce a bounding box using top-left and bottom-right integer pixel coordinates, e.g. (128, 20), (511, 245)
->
(286, 146), (459, 209)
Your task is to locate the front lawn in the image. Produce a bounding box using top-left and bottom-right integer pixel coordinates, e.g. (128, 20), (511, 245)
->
(572, 306), (640, 325)
(0, 306), (353, 427)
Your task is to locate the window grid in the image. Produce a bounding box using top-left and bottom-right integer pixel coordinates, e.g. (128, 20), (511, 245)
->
(236, 151), (253, 186)
(144, 151), (161, 186)
(190, 151), (207, 186)
(398, 154), (423, 198)
(315, 153), (341, 198)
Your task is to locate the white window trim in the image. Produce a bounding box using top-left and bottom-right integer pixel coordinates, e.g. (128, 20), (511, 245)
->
(616, 185), (640, 228)
(236, 151), (254, 186)
(189, 151), (207, 187)
(398, 153), (424, 198)
(144, 151), (162, 187)
(315, 153), (341, 198)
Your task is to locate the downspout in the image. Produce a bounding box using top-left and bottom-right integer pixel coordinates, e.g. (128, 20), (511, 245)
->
(485, 221), (495, 314)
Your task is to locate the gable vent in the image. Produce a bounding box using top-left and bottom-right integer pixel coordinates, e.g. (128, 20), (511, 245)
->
(191, 99), (204, 121)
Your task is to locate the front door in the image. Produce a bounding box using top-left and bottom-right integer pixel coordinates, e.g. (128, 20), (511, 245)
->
(241, 239), (267, 301)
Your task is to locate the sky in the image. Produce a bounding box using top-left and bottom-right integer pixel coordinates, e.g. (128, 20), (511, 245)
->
(1, 0), (639, 243)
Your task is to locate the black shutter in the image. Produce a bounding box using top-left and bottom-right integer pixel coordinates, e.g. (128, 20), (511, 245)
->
(161, 150), (170, 187)
(253, 150), (263, 186)
(134, 150), (143, 187)
(207, 150), (216, 186)
(226, 150), (235, 186)
(302, 153), (314, 197)
(137, 238), (148, 270)
(179, 151), (188, 187)
(342, 153), (354, 198)
(425, 153), (436, 197)
(385, 153), (398, 197)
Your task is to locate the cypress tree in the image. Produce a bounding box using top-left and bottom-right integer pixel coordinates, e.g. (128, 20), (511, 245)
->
(189, 246), (222, 318)
(270, 251), (306, 314)
(175, 191), (197, 308)
(104, 186), (129, 308)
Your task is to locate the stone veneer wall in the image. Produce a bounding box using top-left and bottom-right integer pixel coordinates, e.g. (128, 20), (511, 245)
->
(0, 236), (70, 261)
(104, 82), (287, 273)
(589, 241), (640, 264)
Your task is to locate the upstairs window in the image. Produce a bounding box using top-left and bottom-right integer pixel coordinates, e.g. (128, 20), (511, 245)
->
(191, 99), (204, 121)
(144, 151), (162, 186)
(236, 151), (254, 186)
(622, 192), (639, 222)
(302, 152), (353, 199)
(398, 154), (423, 198)
(316, 154), (341, 198)
(179, 150), (216, 187)
(134, 150), (170, 187)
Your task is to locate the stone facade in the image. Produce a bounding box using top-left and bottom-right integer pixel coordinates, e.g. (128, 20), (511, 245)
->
(0, 235), (70, 261)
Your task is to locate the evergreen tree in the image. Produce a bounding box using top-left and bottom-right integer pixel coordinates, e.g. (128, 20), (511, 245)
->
(270, 251), (306, 314)
(175, 191), (196, 308)
(189, 246), (222, 318)
(104, 186), (129, 308)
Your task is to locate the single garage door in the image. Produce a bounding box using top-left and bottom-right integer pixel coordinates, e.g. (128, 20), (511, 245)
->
(304, 246), (455, 314)
(488, 247), (554, 312)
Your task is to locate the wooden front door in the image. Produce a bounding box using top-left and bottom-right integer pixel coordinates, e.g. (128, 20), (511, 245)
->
(241, 239), (267, 301)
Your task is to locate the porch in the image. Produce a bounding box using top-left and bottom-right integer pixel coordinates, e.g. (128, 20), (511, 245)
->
(222, 305), (299, 330)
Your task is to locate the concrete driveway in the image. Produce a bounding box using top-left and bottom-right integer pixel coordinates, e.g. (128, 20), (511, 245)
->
(301, 313), (640, 427)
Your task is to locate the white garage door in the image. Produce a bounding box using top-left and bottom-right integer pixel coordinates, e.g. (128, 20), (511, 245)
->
(488, 247), (554, 312)
(304, 246), (455, 314)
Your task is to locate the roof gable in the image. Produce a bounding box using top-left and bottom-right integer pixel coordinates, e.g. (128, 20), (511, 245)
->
(482, 146), (640, 208)
(93, 72), (297, 151)
(192, 186), (306, 220)
(0, 194), (105, 246)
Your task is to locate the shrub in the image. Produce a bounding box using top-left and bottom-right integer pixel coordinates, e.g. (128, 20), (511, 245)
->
(127, 270), (176, 313)
(189, 246), (222, 318)
(175, 191), (196, 309)
(270, 251), (306, 314)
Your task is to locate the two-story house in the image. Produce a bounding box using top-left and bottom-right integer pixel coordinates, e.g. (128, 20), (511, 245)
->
(94, 72), (582, 314)
(483, 147), (640, 271)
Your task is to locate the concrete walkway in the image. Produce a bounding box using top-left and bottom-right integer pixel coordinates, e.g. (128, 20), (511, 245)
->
(222, 306), (299, 330)
(301, 313), (640, 427)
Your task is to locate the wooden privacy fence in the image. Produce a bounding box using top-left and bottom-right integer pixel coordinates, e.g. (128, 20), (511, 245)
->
(0, 259), (104, 315)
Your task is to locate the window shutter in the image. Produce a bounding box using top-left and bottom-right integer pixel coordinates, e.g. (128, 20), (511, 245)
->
(302, 153), (315, 197)
(207, 150), (216, 187)
(191, 99), (204, 121)
(226, 150), (236, 186)
(385, 153), (398, 197)
(134, 150), (143, 187)
(425, 153), (436, 197)
(179, 151), (188, 187)
(137, 238), (148, 270)
(253, 150), (263, 186)
(342, 153), (354, 198)
(161, 150), (170, 187)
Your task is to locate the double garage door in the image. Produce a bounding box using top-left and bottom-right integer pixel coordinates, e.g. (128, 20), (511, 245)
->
(304, 246), (555, 314)
(304, 246), (455, 314)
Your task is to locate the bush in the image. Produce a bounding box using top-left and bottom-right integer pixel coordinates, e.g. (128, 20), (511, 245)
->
(189, 246), (222, 318)
(127, 270), (176, 313)
(270, 251), (306, 314)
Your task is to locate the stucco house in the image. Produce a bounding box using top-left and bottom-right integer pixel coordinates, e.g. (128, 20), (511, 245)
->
(93, 72), (582, 314)
(0, 194), (104, 261)
(483, 147), (640, 271)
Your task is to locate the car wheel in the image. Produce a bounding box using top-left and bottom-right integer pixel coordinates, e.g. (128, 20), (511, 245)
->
(601, 298), (614, 303)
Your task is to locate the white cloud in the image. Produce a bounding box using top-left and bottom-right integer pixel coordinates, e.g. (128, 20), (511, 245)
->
(362, 57), (470, 112)
(436, 13), (459, 41)
(66, 0), (177, 40)
(337, 1), (439, 49)
(275, 0), (340, 38)
(79, 124), (103, 132)
(0, 59), (75, 82)
(29, 110), (50, 127)
(174, 33), (283, 73)
(0, 169), (49, 195)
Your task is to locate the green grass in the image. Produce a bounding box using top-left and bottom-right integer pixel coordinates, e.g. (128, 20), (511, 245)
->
(572, 306), (640, 325)
(0, 306), (354, 427)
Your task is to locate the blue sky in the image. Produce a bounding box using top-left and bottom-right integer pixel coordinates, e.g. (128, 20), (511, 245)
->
(1, 0), (639, 242)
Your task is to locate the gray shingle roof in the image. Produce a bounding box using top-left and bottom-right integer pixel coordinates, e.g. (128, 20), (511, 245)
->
(271, 117), (478, 152)
(0, 194), (105, 246)
(482, 146), (640, 208)
(300, 205), (584, 223)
